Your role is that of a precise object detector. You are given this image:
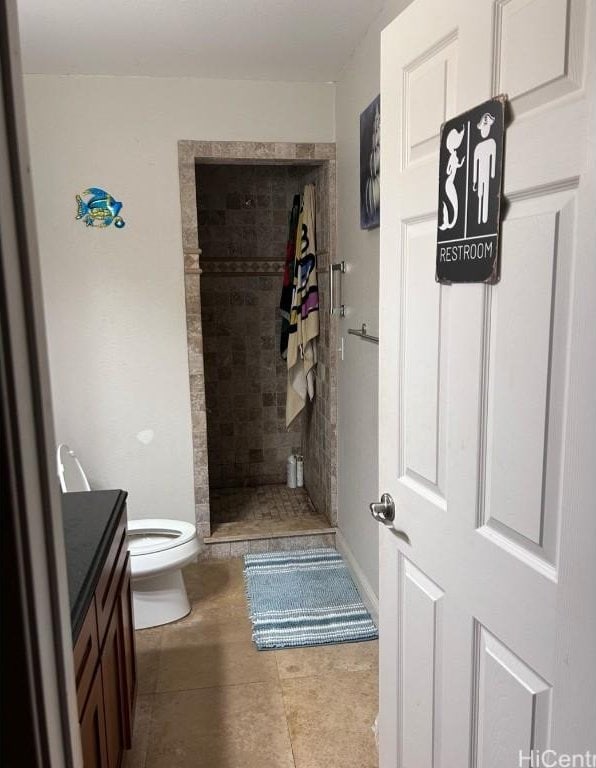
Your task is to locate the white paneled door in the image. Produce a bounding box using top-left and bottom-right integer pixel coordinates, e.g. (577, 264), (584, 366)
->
(378, 1), (595, 766)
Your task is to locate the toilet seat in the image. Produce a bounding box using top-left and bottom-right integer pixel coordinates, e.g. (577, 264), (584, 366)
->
(127, 519), (197, 556)
(128, 520), (199, 580)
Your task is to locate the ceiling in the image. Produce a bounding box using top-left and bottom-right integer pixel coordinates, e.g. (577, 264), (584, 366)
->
(17, 0), (384, 82)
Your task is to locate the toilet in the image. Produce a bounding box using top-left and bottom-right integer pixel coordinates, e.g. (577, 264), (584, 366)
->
(56, 444), (199, 630)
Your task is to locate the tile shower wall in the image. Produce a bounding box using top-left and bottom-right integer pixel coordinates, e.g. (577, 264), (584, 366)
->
(292, 164), (338, 526)
(197, 164), (302, 488)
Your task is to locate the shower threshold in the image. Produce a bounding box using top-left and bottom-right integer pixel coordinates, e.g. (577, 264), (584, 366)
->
(203, 485), (337, 557)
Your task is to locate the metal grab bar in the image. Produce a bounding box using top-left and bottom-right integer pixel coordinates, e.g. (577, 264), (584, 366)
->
(329, 261), (345, 317)
(348, 323), (379, 345)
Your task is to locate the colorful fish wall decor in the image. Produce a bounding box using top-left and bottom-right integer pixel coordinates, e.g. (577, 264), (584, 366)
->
(75, 188), (125, 229)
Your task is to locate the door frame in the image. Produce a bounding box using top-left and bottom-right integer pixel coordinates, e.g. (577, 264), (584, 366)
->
(0, 2), (80, 765)
(176, 140), (339, 542)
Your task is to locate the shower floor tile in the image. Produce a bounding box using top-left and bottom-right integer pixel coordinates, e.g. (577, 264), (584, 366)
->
(209, 485), (331, 539)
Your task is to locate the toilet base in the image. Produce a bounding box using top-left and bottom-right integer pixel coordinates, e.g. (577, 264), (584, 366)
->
(132, 569), (191, 630)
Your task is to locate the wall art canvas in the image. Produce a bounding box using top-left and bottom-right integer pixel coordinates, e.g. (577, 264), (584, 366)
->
(360, 95), (380, 230)
(75, 187), (126, 229)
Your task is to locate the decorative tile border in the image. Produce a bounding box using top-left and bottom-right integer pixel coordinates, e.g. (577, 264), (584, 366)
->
(200, 257), (285, 276)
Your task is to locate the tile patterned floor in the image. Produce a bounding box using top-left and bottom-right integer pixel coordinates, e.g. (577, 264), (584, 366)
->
(209, 485), (332, 539)
(124, 558), (379, 768)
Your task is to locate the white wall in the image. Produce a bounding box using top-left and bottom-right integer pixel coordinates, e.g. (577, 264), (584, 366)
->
(25, 74), (334, 522)
(336, 0), (412, 597)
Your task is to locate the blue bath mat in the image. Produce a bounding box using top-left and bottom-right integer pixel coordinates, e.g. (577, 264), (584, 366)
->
(244, 548), (378, 650)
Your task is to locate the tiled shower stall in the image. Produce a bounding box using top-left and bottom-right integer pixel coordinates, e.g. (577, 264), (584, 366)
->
(178, 142), (337, 557)
(197, 164), (303, 489)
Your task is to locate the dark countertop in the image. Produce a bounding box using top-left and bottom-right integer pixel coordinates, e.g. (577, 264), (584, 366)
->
(61, 489), (128, 640)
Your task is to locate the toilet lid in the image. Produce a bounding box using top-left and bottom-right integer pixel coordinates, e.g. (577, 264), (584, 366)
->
(57, 444), (91, 493)
(127, 519), (197, 556)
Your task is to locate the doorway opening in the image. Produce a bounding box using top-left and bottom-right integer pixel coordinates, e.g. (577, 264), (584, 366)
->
(178, 142), (338, 557)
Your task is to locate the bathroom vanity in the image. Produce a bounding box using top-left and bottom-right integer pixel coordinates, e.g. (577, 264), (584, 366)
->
(62, 490), (136, 767)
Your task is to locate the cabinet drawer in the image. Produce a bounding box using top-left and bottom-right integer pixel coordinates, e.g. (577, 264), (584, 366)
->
(73, 597), (99, 719)
(95, 515), (127, 644)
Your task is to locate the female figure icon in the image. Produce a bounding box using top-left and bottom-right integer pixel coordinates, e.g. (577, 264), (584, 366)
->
(438, 125), (466, 231)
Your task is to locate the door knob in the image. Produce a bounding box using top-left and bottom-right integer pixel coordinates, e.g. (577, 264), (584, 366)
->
(370, 493), (395, 526)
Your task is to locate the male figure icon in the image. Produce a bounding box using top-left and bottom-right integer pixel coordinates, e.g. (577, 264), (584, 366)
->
(473, 112), (496, 224)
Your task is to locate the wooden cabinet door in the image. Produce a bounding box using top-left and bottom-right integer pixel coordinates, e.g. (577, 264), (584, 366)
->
(73, 598), (100, 720)
(119, 555), (137, 748)
(80, 669), (108, 768)
(101, 606), (125, 768)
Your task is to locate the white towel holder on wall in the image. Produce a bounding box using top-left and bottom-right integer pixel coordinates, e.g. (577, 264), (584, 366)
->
(329, 261), (346, 317)
(347, 323), (379, 345)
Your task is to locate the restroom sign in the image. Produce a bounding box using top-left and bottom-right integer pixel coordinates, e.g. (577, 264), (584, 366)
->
(436, 96), (506, 284)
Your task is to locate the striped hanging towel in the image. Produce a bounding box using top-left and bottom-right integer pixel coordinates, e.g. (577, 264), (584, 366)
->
(286, 184), (319, 427)
(279, 194), (301, 359)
